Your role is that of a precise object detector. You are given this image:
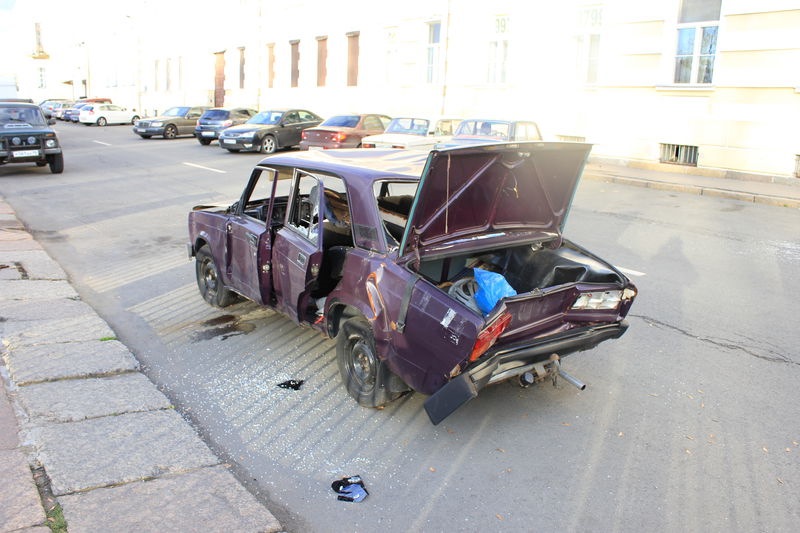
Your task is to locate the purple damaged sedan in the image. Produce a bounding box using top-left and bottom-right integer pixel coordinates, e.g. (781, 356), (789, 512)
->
(187, 142), (637, 424)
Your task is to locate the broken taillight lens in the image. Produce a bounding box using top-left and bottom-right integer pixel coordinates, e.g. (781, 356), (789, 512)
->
(468, 312), (512, 362)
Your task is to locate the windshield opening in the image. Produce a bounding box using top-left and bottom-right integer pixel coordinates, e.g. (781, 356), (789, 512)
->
(0, 107), (47, 127)
(248, 111), (283, 125)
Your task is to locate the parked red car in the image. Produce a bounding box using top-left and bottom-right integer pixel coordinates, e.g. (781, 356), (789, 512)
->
(299, 113), (391, 150)
(187, 142), (637, 424)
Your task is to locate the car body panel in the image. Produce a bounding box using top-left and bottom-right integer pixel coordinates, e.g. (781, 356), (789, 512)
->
(134, 106), (209, 138)
(187, 143), (636, 424)
(362, 118), (461, 150)
(299, 113), (391, 150)
(0, 102), (63, 171)
(195, 107), (258, 143)
(78, 104), (139, 125)
(218, 109), (323, 152)
(436, 119), (543, 148)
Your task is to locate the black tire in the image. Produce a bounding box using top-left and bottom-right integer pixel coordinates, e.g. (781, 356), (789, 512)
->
(97, 117), (107, 126)
(48, 153), (64, 174)
(259, 135), (277, 154)
(195, 245), (236, 307)
(198, 137), (212, 145)
(164, 124), (178, 139)
(131, 115), (140, 124)
(336, 316), (402, 407)
(139, 135), (152, 139)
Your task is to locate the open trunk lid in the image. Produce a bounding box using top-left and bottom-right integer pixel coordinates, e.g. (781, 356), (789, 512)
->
(399, 142), (592, 259)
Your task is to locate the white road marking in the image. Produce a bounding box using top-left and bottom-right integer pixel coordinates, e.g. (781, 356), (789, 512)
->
(616, 266), (646, 277)
(93, 140), (111, 146)
(183, 162), (226, 174)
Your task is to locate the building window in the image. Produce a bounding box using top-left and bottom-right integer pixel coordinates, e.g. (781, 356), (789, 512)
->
(426, 21), (441, 84)
(487, 16), (509, 84)
(37, 67), (46, 89)
(290, 40), (300, 88)
(154, 60), (159, 92)
(238, 47), (245, 89)
(674, 0), (721, 84)
(576, 5), (602, 83)
(347, 32), (359, 86)
(317, 36), (327, 87)
(165, 58), (172, 91)
(267, 44), (275, 89)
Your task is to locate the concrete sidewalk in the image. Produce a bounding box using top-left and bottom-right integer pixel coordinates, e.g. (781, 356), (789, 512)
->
(1, 162), (797, 532)
(0, 200), (282, 532)
(584, 160), (800, 209)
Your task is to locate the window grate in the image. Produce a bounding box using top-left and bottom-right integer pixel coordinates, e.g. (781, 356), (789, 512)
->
(660, 143), (698, 166)
(795, 155), (800, 178)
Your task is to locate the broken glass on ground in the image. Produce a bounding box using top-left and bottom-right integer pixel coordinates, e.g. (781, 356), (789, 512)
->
(277, 379), (304, 390)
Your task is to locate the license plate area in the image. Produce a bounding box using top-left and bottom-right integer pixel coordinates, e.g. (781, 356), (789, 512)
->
(11, 149), (40, 158)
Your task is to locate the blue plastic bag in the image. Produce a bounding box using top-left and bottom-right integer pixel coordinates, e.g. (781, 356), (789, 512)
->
(473, 268), (517, 314)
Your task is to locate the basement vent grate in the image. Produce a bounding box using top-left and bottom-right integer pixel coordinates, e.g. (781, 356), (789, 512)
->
(660, 143), (698, 166)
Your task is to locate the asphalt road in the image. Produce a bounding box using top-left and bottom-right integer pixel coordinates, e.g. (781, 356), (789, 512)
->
(2, 124), (799, 532)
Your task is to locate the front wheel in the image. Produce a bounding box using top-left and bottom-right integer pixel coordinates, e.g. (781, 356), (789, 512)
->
(139, 134), (152, 139)
(97, 117), (107, 126)
(195, 245), (237, 307)
(259, 135), (277, 154)
(336, 316), (404, 407)
(163, 124), (178, 139)
(198, 137), (212, 145)
(48, 153), (64, 174)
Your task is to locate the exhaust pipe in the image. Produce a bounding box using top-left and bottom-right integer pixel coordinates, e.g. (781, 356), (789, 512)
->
(558, 368), (586, 390)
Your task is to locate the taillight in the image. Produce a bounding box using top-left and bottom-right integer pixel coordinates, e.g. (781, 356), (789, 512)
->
(222, 120), (233, 127)
(468, 312), (512, 362)
(301, 131), (308, 139)
(362, 142), (375, 148)
(333, 132), (348, 143)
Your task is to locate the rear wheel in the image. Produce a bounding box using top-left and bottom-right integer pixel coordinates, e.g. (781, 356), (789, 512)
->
(96, 117), (107, 126)
(48, 153), (64, 174)
(131, 115), (140, 125)
(163, 124), (178, 139)
(195, 245), (236, 307)
(259, 135), (277, 154)
(198, 137), (212, 145)
(336, 316), (403, 407)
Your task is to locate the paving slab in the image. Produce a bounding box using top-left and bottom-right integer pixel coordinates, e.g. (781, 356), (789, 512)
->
(2, 340), (138, 385)
(58, 465), (283, 533)
(35, 410), (220, 496)
(0, 280), (77, 301)
(0, 449), (46, 532)
(17, 374), (171, 423)
(0, 298), (95, 323)
(1, 314), (116, 348)
(0, 250), (66, 280)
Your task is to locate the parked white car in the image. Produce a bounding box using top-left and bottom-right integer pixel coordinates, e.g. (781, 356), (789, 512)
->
(78, 104), (140, 126)
(361, 117), (461, 150)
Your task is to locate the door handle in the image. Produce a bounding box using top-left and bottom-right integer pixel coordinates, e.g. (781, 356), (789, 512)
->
(296, 252), (307, 265)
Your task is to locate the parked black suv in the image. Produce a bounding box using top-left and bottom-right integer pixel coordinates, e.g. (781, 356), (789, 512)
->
(194, 107), (257, 145)
(0, 101), (64, 173)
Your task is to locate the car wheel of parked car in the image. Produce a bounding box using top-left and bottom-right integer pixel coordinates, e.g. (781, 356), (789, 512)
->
(131, 115), (140, 125)
(96, 117), (107, 126)
(47, 153), (64, 174)
(195, 245), (237, 307)
(163, 125), (178, 139)
(260, 135), (277, 154)
(139, 135), (152, 139)
(198, 138), (212, 145)
(337, 316), (400, 407)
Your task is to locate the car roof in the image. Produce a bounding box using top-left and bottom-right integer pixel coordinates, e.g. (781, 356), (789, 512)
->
(256, 148), (427, 184)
